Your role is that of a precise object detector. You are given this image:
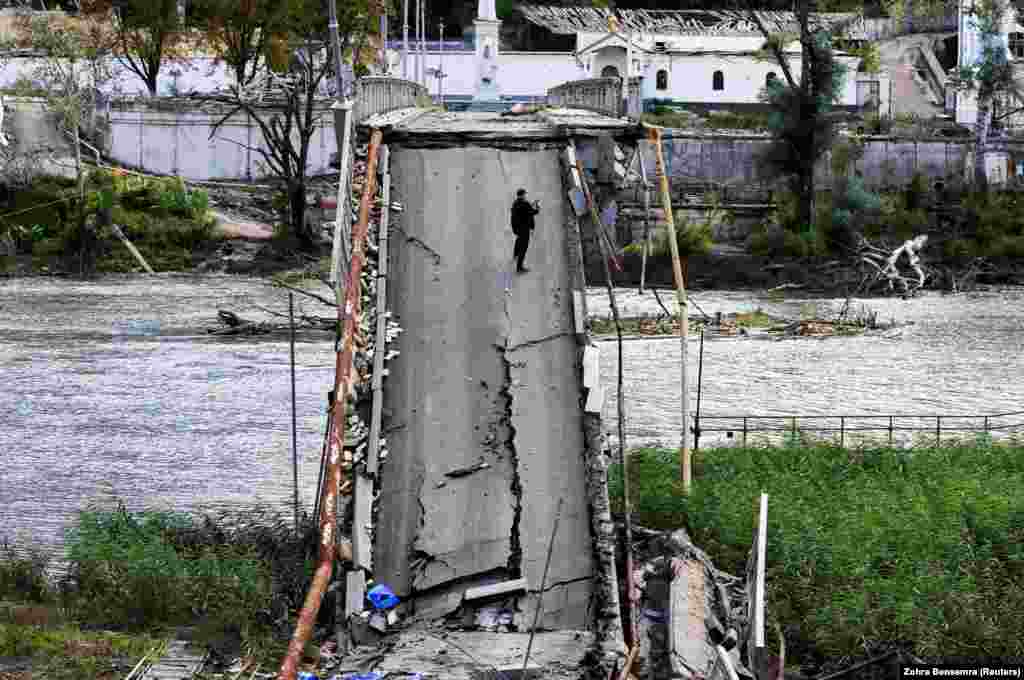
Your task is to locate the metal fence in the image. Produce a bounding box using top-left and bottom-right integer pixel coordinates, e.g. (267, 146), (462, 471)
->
(547, 76), (643, 120)
(352, 76), (428, 125)
(693, 411), (1024, 449)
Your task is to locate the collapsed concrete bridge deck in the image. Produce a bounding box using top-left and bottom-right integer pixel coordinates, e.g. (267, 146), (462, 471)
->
(363, 108), (641, 634)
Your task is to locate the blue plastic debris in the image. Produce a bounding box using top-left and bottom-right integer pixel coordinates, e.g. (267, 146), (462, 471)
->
(297, 672), (319, 680)
(366, 583), (400, 610)
(337, 674), (382, 680)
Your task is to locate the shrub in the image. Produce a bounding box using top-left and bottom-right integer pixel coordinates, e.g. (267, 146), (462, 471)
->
(748, 225), (809, 257)
(705, 111), (770, 131)
(988, 234), (1024, 257)
(625, 213), (715, 257)
(62, 504), (273, 631)
(888, 206), (930, 242)
(0, 539), (54, 603)
(944, 238), (978, 258)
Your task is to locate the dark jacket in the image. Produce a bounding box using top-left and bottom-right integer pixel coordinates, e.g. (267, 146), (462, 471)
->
(511, 197), (539, 235)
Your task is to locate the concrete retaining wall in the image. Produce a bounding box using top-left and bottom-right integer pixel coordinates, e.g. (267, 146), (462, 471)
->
(641, 135), (980, 190)
(101, 99), (337, 181)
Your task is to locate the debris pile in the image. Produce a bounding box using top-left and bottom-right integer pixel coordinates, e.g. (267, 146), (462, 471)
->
(626, 526), (753, 680)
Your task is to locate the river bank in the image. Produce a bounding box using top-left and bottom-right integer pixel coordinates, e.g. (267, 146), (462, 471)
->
(599, 249), (1024, 295)
(4, 438), (1022, 679)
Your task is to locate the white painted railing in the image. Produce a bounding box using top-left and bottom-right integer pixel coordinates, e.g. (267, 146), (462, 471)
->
(353, 77), (428, 124)
(546, 76), (642, 120)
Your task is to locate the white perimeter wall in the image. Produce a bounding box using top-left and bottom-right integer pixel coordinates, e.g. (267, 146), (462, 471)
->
(411, 50), (582, 97)
(105, 103), (336, 180)
(0, 55), (233, 97)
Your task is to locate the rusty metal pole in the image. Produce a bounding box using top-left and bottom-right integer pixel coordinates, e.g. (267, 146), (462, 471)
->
(648, 125), (690, 493)
(276, 128), (383, 680)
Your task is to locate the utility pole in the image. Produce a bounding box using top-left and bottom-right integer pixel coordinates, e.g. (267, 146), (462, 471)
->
(380, 2), (388, 73)
(419, 0), (425, 87)
(439, 18), (445, 106)
(403, 0), (409, 79)
(326, 0), (345, 97)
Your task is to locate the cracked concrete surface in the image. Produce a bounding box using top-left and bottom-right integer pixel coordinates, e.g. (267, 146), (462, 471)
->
(375, 145), (594, 628)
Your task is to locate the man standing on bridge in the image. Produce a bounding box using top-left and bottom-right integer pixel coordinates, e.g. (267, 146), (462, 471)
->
(511, 188), (540, 273)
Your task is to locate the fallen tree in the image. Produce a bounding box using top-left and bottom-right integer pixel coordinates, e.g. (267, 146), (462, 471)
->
(856, 235), (929, 296)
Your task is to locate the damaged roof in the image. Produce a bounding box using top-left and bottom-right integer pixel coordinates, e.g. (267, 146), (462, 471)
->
(516, 5), (865, 38)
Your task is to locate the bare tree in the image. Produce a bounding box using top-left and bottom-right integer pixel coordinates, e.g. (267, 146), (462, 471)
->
(79, 0), (186, 95)
(201, 49), (334, 248)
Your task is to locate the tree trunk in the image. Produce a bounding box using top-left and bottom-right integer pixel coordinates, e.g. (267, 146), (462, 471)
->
(974, 89), (993, 191)
(289, 181), (313, 249)
(146, 70), (159, 96)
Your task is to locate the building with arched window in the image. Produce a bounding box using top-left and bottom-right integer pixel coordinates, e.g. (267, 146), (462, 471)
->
(372, 5), (890, 116)
(513, 7), (886, 114)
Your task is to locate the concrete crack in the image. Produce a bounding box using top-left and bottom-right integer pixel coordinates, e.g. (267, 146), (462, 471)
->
(497, 150), (510, 187)
(538, 575), (592, 594)
(498, 345), (524, 580)
(405, 234), (442, 265)
(505, 331), (574, 352)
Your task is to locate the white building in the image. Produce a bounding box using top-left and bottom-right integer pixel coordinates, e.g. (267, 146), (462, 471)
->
(404, 7), (889, 114)
(953, 0), (1024, 126)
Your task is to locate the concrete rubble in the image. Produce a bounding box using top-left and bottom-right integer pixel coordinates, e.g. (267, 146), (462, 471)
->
(626, 526), (753, 680)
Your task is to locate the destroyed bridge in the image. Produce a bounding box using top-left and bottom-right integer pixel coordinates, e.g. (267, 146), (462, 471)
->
(309, 75), (760, 680)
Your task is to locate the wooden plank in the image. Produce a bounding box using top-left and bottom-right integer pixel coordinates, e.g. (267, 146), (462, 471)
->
(754, 492), (768, 679)
(352, 470), (374, 571)
(714, 644), (741, 680)
(582, 345), (600, 389)
(464, 577), (529, 601)
(573, 289), (585, 334)
(111, 224), (155, 274)
(345, 569), (366, 618)
(668, 558), (715, 677)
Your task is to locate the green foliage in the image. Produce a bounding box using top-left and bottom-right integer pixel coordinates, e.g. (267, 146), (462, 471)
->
(829, 174), (881, 252)
(155, 177), (210, 220)
(704, 111), (770, 131)
(851, 42), (881, 74)
(944, 238), (979, 258)
(889, 206), (930, 241)
(609, 441), (1024, 660)
(0, 540), (54, 603)
(829, 137), (866, 178)
(861, 113), (892, 135)
(0, 621), (161, 679)
(748, 224), (813, 257)
(62, 504), (272, 631)
(626, 200), (720, 258)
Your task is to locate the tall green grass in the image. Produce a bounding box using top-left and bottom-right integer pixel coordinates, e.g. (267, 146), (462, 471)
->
(1, 501), (319, 649)
(609, 439), (1024, 662)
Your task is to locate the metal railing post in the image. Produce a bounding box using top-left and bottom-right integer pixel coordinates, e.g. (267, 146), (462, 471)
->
(791, 416), (797, 442)
(742, 417), (748, 447)
(936, 416), (941, 446)
(840, 416), (845, 448)
(888, 416), (894, 447)
(984, 416), (990, 433)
